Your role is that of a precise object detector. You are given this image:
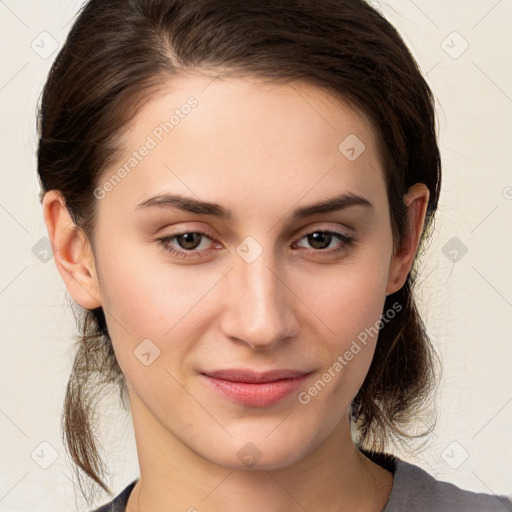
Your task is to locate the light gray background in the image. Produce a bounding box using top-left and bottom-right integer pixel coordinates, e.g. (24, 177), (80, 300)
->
(1, 0), (511, 510)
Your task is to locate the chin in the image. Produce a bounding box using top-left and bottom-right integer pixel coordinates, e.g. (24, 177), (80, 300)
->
(201, 432), (315, 472)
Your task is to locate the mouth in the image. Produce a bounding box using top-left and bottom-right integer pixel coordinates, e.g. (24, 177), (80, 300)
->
(200, 368), (314, 407)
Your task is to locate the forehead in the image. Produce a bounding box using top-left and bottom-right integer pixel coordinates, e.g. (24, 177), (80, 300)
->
(98, 73), (387, 221)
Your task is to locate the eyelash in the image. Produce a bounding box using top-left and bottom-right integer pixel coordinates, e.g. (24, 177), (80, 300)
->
(156, 229), (355, 260)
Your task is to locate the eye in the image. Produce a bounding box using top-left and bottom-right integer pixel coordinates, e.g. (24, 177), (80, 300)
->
(157, 228), (355, 260)
(292, 230), (354, 255)
(157, 231), (218, 260)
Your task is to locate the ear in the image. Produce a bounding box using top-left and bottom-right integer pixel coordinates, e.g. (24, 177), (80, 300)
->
(42, 190), (102, 309)
(386, 183), (430, 296)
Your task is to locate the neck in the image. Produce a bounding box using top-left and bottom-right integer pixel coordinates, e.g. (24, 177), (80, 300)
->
(126, 392), (393, 512)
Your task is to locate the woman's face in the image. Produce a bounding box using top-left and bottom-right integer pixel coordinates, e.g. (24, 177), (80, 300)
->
(86, 74), (404, 469)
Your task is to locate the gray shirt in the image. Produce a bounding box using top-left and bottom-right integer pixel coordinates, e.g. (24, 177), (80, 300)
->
(92, 452), (512, 511)
(381, 458), (511, 511)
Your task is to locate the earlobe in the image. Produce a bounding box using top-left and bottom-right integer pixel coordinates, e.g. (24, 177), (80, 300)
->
(386, 183), (430, 296)
(42, 190), (102, 309)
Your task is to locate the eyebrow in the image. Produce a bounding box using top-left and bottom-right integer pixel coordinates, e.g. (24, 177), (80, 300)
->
(135, 191), (373, 220)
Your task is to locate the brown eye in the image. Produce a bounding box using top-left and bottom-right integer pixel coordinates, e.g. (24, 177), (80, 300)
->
(174, 232), (204, 250)
(306, 231), (334, 250)
(157, 231), (217, 259)
(293, 230), (354, 254)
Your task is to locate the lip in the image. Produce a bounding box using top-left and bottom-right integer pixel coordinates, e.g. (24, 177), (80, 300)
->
(201, 369), (313, 407)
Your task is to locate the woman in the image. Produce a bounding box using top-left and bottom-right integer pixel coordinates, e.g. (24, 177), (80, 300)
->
(37, 0), (511, 511)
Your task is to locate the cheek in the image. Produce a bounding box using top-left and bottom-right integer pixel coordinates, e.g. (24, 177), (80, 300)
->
(297, 249), (391, 399)
(308, 256), (390, 345)
(291, 272), (389, 439)
(93, 237), (223, 378)
(95, 235), (202, 331)
(321, 278), (386, 377)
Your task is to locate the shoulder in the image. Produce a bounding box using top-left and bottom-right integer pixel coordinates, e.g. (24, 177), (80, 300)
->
(90, 480), (137, 512)
(383, 457), (512, 512)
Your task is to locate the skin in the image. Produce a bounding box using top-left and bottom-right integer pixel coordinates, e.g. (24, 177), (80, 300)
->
(43, 73), (429, 512)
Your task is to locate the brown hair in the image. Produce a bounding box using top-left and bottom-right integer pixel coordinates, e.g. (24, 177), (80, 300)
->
(37, 0), (441, 501)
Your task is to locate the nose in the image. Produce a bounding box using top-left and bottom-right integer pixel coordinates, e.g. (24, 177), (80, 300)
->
(219, 246), (300, 351)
